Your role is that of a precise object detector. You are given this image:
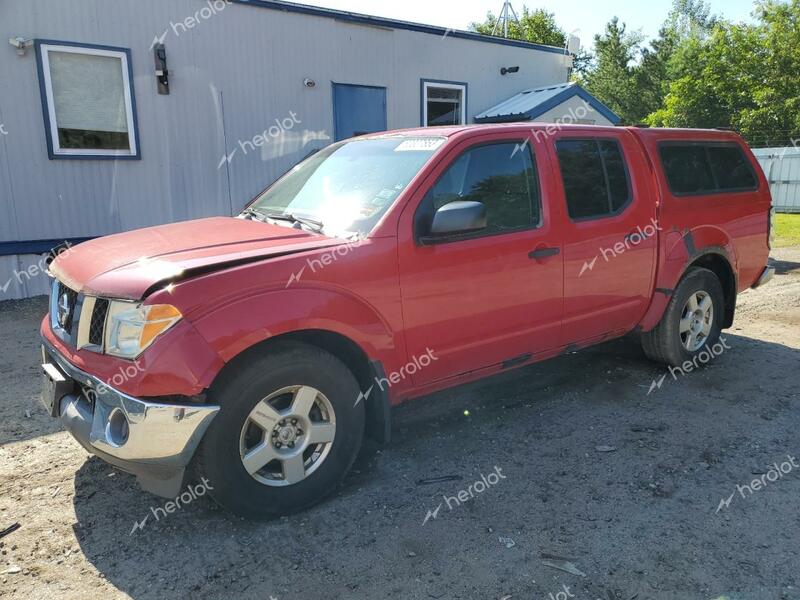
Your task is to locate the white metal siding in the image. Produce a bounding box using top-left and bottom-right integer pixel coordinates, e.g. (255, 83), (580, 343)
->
(533, 96), (614, 126)
(0, 0), (569, 299)
(752, 147), (800, 213)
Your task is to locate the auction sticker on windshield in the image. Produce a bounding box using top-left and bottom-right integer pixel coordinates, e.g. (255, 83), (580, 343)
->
(394, 138), (446, 152)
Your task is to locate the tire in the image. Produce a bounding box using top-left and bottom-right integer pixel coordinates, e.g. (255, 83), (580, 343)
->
(641, 267), (725, 367)
(195, 341), (365, 518)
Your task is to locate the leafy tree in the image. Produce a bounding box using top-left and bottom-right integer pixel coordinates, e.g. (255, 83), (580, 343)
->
(579, 17), (644, 124)
(647, 0), (800, 146)
(470, 6), (567, 47)
(635, 0), (718, 119)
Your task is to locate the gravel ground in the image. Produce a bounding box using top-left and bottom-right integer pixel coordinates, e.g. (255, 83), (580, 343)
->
(0, 248), (798, 600)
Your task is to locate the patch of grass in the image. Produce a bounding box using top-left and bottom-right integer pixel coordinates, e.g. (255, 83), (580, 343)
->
(774, 213), (800, 248)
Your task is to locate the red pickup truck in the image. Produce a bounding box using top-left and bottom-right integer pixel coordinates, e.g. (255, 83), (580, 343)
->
(41, 123), (774, 517)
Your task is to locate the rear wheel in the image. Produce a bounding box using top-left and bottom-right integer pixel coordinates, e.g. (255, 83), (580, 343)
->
(195, 342), (365, 517)
(642, 267), (725, 367)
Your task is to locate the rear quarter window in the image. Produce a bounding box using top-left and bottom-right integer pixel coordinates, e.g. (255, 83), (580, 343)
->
(659, 142), (758, 196)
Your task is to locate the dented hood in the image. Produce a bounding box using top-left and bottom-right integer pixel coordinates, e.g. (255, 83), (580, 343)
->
(50, 217), (343, 300)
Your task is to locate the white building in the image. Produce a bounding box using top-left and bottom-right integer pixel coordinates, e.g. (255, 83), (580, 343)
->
(0, 0), (618, 299)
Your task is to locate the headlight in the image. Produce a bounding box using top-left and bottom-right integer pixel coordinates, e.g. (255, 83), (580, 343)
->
(104, 301), (182, 359)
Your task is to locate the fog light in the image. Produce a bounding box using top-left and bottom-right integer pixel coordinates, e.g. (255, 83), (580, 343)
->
(106, 409), (130, 447)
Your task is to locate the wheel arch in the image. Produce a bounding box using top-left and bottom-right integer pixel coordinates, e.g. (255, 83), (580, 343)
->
(639, 245), (737, 332)
(209, 329), (391, 444)
(685, 251), (737, 328)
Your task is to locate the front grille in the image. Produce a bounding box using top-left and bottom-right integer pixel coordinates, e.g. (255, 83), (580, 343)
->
(56, 282), (79, 335)
(89, 299), (109, 346)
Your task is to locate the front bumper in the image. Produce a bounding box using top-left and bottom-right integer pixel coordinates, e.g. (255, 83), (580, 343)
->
(41, 337), (219, 498)
(752, 265), (775, 289)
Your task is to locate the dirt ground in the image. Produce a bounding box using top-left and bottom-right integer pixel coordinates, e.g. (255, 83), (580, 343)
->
(0, 249), (798, 600)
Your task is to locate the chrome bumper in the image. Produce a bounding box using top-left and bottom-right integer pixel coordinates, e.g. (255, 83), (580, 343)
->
(752, 265), (775, 289)
(41, 338), (219, 498)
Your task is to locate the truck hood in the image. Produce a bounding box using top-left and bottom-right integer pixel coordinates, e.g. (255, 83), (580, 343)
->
(50, 217), (345, 300)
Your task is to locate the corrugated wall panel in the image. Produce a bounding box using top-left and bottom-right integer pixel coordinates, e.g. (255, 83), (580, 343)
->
(0, 0), (571, 299)
(753, 148), (800, 213)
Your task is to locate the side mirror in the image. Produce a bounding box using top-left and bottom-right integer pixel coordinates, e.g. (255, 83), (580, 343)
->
(428, 201), (487, 237)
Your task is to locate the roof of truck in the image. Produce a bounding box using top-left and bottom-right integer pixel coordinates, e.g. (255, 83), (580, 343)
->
(369, 123), (746, 143)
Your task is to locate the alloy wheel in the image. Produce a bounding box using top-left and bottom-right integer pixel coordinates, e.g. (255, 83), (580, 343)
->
(679, 290), (714, 352)
(239, 385), (337, 487)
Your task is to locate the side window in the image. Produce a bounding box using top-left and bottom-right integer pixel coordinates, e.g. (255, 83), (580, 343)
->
(707, 145), (758, 191)
(659, 145), (716, 195)
(419, 142), (541, 237)
(556, 138), (631, 220)
(659, 143), (758, 195)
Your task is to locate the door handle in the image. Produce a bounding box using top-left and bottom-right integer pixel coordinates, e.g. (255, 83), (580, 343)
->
(528, 247), (560, 260)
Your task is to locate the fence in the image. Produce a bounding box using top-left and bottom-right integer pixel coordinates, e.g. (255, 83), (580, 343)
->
(752, 147), (800, 213)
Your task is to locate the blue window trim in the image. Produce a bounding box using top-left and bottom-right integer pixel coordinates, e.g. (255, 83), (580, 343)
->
(232, 0), (565, 55)
(34, 39), (141, 161)
(0, 237), (95, 257)
(331, 82), (388, 142)
(420, 79), (469, 127)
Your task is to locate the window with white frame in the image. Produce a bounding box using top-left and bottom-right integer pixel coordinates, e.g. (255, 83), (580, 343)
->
(36, 42), (139, 159)
(422, 81), (467, 127)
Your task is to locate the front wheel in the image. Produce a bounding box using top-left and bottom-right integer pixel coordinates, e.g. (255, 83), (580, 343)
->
(641, 267), (725, 367)
(195, 342), (365, 518)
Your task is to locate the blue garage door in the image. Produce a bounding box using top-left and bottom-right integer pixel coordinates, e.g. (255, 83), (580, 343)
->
(333, 83), (387, 142)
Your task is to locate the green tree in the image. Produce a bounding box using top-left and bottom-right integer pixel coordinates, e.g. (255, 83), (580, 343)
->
(635, 0), (718, 119)
(579, 17), (644, 124)
(647, 0), (800, 146)
(470, 6), (567, 47)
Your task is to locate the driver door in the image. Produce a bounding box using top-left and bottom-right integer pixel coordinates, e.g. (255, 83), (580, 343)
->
(396, 133), (564, 385)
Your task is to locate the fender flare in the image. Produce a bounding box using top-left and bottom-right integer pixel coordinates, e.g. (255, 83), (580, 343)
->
(638, 232), (737, 332)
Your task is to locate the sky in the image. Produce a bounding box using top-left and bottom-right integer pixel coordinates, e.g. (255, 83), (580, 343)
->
(294, 0), (758, 48)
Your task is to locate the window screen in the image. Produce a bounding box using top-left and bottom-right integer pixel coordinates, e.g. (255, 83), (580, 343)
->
(659, 143), (757, 195)
(421, 142), (541, 235)
(556, 138), (631, 220)
(50, 51), (130, 150)
(38, 43), (138, 157)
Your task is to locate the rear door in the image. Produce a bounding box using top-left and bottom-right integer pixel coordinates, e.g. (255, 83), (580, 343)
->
(397, 132), (564, 385)
(332, 83), (387, 141)
(550, 131), (658, 344)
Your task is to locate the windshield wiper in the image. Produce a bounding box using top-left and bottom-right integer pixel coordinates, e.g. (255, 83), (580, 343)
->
(240, 207), (270, 223)
(264, 212), (325, 233)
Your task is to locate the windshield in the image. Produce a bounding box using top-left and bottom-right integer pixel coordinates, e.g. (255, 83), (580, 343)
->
(246, 136), (445, 238)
